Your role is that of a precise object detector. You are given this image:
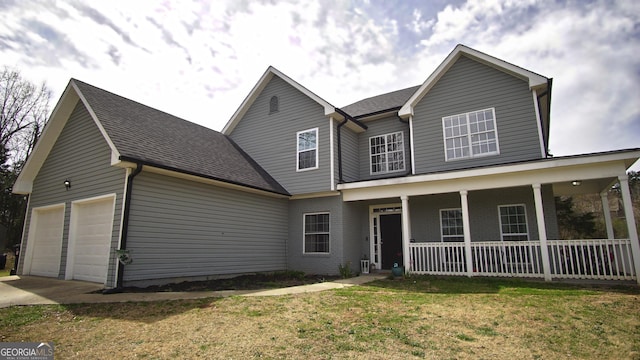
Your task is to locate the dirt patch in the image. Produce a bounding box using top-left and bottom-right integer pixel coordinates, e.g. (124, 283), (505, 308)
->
(116, 272), (341, 293)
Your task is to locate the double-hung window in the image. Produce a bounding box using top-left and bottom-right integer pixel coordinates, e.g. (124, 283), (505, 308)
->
(304, 213), (329, 253)
(297, 128), (318, 171)
(440, 208), (464, 242)
(498, 204), (529, 241)
(443, 108), (499, 161)
(369, 131), (405, 175)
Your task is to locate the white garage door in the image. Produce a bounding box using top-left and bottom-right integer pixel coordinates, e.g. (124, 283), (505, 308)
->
(27, 206), (64, 277)
(69, 197), (115, 284)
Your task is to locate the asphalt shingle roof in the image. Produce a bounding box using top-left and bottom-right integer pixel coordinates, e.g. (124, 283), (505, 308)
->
(73, 79), (288, 195)
(340, 85), (420, 118)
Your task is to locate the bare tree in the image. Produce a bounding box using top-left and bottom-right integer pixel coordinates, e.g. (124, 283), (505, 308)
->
(1, 67), (51, 170)
(0, 67), (51, 249)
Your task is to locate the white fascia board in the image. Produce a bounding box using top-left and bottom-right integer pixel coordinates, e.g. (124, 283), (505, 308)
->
(142, 165), (290, 199)
(70, 81), (121, 166)
(338, 151), (640, 201)
(290, 191), (341, 200)
(13, 82), (79, 194)
(222, 69), (274, 135)
(222, 66), (336, 135)
(399, 44), (549, 117)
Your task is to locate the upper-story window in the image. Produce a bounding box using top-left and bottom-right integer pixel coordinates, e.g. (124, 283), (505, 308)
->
(297, 128), (318, 171)
(442, 108), (499, 161)
(370, 131), (405, 175)
(269, 96), (279, 114)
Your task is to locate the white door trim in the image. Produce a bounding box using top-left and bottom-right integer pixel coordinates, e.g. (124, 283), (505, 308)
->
(65, 193), (116, 284)
(369, 203), (402, 270)
(22, 203), (66, 277)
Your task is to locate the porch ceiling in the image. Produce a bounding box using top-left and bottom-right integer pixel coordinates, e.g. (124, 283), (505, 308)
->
(551, 177), (617, 196)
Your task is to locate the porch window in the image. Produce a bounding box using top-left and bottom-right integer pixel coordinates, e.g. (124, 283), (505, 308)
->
(369, 131), (405, 174)
(440, 208), (464, 242)
(297, 128), (318, 171)
(498, 204), (529, 241)
(304, 212), (329, 253)
(443, 108), (499, 161)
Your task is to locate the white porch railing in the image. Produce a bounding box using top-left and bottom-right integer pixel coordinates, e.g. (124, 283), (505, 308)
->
(548, 239), (636, 280)
(409, 239), (636, 281)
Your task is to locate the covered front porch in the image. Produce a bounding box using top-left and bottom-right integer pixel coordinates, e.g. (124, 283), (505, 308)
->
(339, 150), (640, 283)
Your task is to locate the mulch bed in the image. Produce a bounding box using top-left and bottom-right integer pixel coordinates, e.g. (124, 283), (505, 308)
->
(116, 273), (341, 293)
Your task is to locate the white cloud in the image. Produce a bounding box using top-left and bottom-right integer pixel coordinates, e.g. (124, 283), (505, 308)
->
(0, 0), (638, 169)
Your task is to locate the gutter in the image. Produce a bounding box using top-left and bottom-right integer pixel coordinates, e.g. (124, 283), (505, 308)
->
(118, 155), (289, 197)
(105, 162), (143, 293)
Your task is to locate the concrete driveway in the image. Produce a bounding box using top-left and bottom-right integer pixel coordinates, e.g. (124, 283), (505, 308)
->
(0, 276), (104, 308)
(0, 274), (386, 308)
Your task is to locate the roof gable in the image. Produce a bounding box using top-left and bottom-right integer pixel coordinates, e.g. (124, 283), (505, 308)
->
(222, 66), (336, 134)
(15, 79), (289, 196)
(12, 80), (121, 194)
(399, 44), (549, 117)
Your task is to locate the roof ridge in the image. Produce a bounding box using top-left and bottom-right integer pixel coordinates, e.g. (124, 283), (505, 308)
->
(71, 79), (219, 135)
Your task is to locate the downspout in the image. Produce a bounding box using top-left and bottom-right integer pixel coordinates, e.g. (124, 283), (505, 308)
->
(337, 116), (348, 183)
(397, 114), (413, 176)
(536, 78), (553, 157)
(106, 162), (143, 293)
(334, 108), (367, 184)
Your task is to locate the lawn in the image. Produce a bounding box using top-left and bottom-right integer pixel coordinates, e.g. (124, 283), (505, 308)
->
(1, 276), (638, 359)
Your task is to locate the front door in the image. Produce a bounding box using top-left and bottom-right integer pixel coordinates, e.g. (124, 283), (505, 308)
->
(380, 214), (403, 270)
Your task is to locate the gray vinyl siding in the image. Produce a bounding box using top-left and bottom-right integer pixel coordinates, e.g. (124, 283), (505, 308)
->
(19, 101), (126, 287)
(409, 185), (558, 242)
(124, 171), (288, 284)
(412, 55), (543, 174)
(342, 201), (369, 273)
(229, 76), (331, 195)
(288, 196), (345, 275)
(340, 126), (359, 183)
(358, 116), (411, 180)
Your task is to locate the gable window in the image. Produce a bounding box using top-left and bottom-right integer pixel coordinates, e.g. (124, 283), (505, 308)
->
(443, 108), (499, 161)
(440, 208), (464, 242)
(269, 96), (279, 114)
(498, 204), (529, 241)
(370, 131), (405, 175)
(297, 128), (318, 171)
(304, 213), (329, 253)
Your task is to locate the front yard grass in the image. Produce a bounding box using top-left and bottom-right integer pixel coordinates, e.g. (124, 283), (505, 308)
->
(1, 276), (638, 359)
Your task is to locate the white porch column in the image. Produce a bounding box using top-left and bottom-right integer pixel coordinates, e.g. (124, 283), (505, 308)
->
(460, 190), (473, 277)
(532, 184), (552, 281)
(600, 191), (615, 240)
(400, 195), (412, 273)
(618, 175), (640, 284)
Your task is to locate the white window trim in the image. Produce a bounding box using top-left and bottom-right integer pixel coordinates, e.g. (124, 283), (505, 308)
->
(442, 107), (500, 162)
(303, 212), (330, 254)
(369, 131), (405, 175)
(440, 208), (464, 242)
(296, 127), (319, 172)
(498, 204), (529, 241)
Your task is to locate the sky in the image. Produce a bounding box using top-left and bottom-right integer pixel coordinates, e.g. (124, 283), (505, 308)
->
(1, 0), (639, 168)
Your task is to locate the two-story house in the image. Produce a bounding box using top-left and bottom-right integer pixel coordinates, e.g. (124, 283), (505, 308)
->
(13, 44), (640, 288)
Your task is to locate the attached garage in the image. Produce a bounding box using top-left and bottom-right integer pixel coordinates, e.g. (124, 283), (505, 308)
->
(23, 204), (65, 278)
(65, 195), (116, 284)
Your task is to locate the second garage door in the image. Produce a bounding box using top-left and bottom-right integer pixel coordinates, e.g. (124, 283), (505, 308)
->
(68, 196), (115, 284)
